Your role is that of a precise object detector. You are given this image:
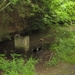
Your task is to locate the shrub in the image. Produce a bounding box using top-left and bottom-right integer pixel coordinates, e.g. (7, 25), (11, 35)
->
(48, 26), (75, 66)
(0, 57), (37, 75)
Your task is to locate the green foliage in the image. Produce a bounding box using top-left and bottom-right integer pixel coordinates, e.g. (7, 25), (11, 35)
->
(28, 0), (75, 30)
(0, 57), (37, 75)
(43, 0), (75, 24)
(28, 13), (46, 30)
(56, 0), (75, 22)
(48, 26), (75, 66)
(48, 57), (59, 66)
(0, 0), (75, 33)
(9, 0), (18, 4)
(0, 31), (11, 41)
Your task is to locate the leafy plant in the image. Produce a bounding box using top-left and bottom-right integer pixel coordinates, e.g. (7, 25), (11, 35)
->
(0, 57), (37, 75)
(0, 0), (75, 40)
(48, 26), (75, 66)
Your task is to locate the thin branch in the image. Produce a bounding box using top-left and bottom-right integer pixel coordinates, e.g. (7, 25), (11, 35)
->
(0, 0), (7, 9)
(49, 52), (54, 61)
(0, 2), (11, 11)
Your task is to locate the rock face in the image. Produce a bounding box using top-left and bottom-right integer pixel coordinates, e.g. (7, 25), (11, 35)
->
(14, 34), (30, 53)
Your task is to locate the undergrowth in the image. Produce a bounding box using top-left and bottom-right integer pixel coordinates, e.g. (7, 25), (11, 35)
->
(0, 56), (37, 75)
(48, 26), (75, 66)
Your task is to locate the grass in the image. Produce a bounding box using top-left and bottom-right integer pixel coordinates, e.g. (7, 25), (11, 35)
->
(0, 56), (37, 75)
(48, 26), (75, 66)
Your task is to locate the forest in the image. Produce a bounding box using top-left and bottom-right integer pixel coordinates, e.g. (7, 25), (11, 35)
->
(0, 0), (75, 75)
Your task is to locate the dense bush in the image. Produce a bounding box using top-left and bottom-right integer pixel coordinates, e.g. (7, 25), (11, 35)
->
(0, 57), (37, 75)
(0, 0), (75, 40)
(48, 26), (75, 66)
(0, 0), (75, 29)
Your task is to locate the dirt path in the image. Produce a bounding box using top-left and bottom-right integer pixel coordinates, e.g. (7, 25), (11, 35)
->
(34, 50), (75, 75)
(35, 62), (75, 75)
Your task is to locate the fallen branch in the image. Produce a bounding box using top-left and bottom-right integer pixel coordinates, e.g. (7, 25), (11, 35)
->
(49, 52), (54, 61)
